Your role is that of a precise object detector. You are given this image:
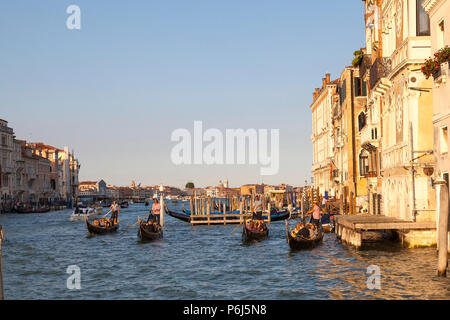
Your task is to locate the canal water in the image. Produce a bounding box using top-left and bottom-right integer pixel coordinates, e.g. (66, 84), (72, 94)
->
(0, 203), (449, 300)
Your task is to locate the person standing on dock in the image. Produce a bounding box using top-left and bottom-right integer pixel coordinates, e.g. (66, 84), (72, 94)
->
(152, 198), (161, 224)
(253, 195), (263, 220)
(110, 201), (120, 225)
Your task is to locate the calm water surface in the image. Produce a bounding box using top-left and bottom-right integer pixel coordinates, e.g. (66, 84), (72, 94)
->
(1, 203), (449, 300)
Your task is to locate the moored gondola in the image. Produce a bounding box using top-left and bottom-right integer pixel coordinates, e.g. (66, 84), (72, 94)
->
(137, 221), (163, 241)
(242, 221), (269, 242)
(85, 217), (119, 235)
(285, 220), (323, 250)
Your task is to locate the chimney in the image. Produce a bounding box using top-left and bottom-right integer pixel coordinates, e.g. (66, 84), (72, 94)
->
(322, 78), (327, 87)
(315, 88), (320, 96)
(326, 73), (330, 83)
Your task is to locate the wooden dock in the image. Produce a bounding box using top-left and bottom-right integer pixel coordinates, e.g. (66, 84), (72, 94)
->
(335, 214), (436, 248)
(190, 212), (272, 225)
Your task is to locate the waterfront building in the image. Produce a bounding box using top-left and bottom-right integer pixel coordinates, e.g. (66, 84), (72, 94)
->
(0, 120), (15, 202)
(375, 0), (436, 224)
(27, 143), (80, 204)
(332, 66), (368, 213)
(357, 0), (386, 216)
(310, 74), (338, 199)
(240, 184), (264, 196)
(423, 0), (450, 250)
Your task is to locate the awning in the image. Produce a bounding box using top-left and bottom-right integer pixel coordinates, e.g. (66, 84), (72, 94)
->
(362, 142), (377, 152)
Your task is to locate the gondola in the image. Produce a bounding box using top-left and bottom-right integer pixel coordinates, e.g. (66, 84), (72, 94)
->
(13, 207), (34, 214)
(137, 221), (163, 241)
(285, 220), (323, 250)
(242, 222), (269, 242)
(85, 217), (119, 235)
(120, 201), (129, 209)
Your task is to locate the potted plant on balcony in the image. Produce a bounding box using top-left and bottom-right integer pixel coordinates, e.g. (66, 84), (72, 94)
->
(421, 58), (440, 79)
(434, 46), (450, 64)
(352, 50), (364, 67)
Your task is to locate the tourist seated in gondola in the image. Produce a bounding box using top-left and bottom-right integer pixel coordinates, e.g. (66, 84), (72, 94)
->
(307, 224), (319, 238)
(147, 210), (157, 224)
(292, 222), (310, 238)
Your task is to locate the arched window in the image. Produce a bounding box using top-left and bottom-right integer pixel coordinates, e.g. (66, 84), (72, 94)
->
(358, 112), (367, 131)
(359, 149), (370, 176)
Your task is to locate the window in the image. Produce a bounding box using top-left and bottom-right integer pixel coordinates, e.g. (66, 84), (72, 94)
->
(354, 77), (367, 97)
(358, 112), (367, 131)
(417, 0), (430, 36)
(340, 80), (346, 106)
(441, 126), (448, 154)
(359, 150), (370, 176)
(1, 135), (6, 147)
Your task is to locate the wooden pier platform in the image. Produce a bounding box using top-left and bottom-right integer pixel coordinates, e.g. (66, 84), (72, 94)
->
(335, 214), (436, 248)
(190, 213), (272, 225)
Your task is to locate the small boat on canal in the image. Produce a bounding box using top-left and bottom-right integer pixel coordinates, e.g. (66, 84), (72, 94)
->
(70, 206), (99, 222)
(85, 217), (119, 235)
(138, 221), (163, 241)
(14, 205), (51, 214)
(285, 220), (323, 250)
(120, 201), (129, 209)
(242, 220), (268, 242)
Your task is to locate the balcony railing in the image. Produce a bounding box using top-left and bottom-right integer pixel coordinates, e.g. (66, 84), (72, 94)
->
(364, 171), (378, 178)
(369, 57), (391, 89)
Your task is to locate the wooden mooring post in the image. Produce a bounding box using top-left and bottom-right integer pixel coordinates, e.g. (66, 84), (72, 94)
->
(0, 224), (4, 300)
(436, 179), (449, 277)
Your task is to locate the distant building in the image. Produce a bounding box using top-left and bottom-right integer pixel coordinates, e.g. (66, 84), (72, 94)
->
(240, 184), (264, 196)
(0, 119), (16, 201)
(310, 74), (338, 199)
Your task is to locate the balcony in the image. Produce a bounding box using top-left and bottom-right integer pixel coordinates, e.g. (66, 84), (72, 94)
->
(434, 61), (449, 88)
(369, 57), (391, 89)
(390, 37), (431, 76)
(364, 171), (378, 178)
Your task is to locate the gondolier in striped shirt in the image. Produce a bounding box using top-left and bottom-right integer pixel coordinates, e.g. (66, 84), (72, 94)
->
(253, 195), (263, 220)
(110, 201), (120, 224)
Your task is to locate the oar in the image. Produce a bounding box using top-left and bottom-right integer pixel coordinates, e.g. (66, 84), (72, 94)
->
(231, 222), (244, 234)
(122, 212), (151, 234)
(231, 215), (252, 234)
(285, 220), (291, 243)
(101, 210), (112, 219)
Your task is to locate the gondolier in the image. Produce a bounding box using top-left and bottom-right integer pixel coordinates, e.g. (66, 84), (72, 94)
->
(307, 202), (321, 228)
(253, 195), (263, 220)
(152, 198), (161, 224)
(110, 201), (120, 224)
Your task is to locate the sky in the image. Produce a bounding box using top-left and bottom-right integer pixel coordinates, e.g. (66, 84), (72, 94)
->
(0, 1), (365, 189)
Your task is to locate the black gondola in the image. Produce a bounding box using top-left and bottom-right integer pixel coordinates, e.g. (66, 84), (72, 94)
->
(14, 206), (50, 214)
(285, 220), (323, 250)
(137, 221), (163, 241)
(242, 222), (269, 242)
(120, 201), (129, 209)
(85, 217), (119, 235)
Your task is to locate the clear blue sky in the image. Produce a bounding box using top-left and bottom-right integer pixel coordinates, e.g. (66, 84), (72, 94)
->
(0, 0), (365, 188)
